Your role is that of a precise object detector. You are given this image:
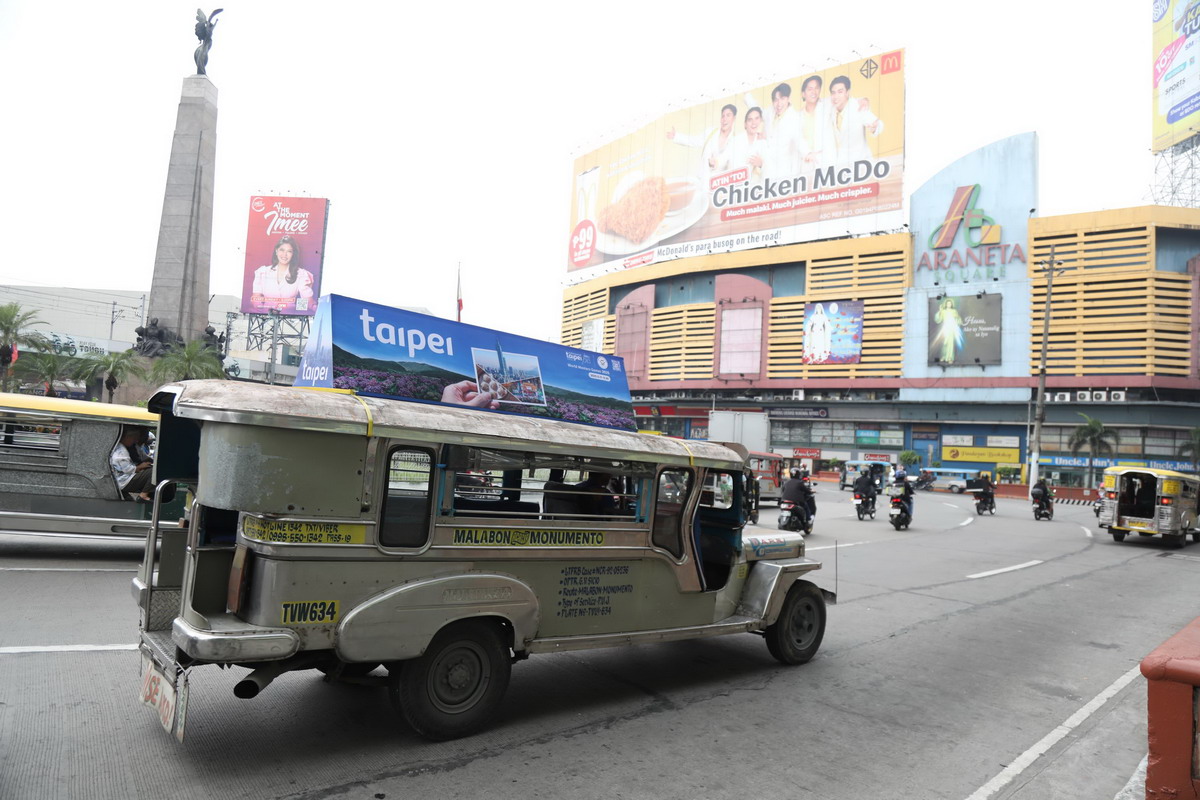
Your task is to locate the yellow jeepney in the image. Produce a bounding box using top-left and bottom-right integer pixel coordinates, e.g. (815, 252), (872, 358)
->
(1098, 466), (1200, 548)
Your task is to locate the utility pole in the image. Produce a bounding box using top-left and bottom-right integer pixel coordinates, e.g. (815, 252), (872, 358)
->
(1028, 244), (1063, 493)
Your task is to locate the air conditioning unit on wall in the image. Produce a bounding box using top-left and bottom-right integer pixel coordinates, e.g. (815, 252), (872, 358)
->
(1052, 392), (1071, 402)
(1110, 390), (1127, 401)
(1091, 391), (1108, 402)
(792, 389), (805, 401)
(1076, 391), (1091, 402)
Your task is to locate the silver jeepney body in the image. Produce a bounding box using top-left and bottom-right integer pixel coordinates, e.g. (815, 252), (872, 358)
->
(133, 380), (829, 739)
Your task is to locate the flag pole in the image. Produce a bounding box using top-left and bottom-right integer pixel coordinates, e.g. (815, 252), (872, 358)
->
(456, 263), (463, 322)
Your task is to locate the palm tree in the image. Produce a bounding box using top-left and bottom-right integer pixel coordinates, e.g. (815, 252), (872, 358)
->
(0, 302), (49, 392)
(1067, 413), (1120, 488)
(1177, 427), (1200, 475)
(14, 352), (82, 397)
(75, 349), (148, 402)
(149, 340), (227, 383)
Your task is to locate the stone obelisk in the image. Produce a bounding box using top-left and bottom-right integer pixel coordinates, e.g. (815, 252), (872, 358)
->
(146, 10), (222, 346)
(146, 75), (217, 344)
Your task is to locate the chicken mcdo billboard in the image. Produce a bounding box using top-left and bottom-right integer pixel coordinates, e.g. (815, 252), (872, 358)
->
(567, 50), (905, 284)
(240, 196), (330, 316)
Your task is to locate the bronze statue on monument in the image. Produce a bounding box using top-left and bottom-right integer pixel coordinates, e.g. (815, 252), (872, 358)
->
(194, 8), (223, 75)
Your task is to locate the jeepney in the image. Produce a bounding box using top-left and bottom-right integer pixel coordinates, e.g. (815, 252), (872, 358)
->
(1098, 465), (1200, 548)
(0, 392), (183, 538)
(134, 381), (834, 741)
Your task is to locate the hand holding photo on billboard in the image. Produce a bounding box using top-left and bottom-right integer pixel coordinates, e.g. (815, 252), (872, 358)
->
(440, 379), (500, 409)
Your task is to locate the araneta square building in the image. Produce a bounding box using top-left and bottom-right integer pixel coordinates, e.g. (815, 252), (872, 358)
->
(562, 131), (1200, 486)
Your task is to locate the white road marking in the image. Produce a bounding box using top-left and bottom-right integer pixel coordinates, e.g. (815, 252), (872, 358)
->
(963, 665), (1141, 800)
(0, 643), (138, 654)
(0, 567), (134, 572)
(959, 517), (974, 527)
(942, 502), (958, 508)
(1081, 525), (1092, 538)
(967, 560), (1043, 579)
(807, 541), (876, 551)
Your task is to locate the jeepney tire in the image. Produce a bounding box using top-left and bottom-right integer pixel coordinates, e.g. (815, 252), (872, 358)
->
(1169, 532), (1187, 549)
(1192, 531), (1200, 543)
(392, 619), (511, 741)
(765, 581), (826, 665)
(1112, 532), (1126, 542)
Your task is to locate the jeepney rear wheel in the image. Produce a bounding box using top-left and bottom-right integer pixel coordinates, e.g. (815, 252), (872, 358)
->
(1112, 532), (1126, 542)
(391, 619), (511, 741)
(1168, 531), (1187, 549)
(765, 581), (826, 665)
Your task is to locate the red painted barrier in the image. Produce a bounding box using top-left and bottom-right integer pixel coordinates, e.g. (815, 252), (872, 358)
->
(1141, 616), (1200, 799)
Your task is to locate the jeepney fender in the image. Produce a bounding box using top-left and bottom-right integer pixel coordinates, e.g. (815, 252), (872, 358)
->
(736, 558), (832, 626)
(334, 572), (540, 663)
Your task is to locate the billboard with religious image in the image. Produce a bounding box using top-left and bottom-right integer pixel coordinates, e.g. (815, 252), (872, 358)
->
(927, 294), (1002, 366)
(240, 196), (330, 316)
(802, 300), (864, 364)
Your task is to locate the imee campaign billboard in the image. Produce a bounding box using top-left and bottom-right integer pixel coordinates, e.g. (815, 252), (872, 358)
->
(567, 49), (905, 284)
(295, 295), (636, 431)
(240, 196), (330, 316)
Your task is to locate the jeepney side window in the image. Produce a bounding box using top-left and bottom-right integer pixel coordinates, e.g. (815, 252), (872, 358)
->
(379, 447), (434, 548)
(653, 469), (692, 557)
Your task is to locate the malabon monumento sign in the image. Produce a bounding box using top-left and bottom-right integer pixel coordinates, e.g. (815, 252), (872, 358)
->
(566, 50), (905, 284)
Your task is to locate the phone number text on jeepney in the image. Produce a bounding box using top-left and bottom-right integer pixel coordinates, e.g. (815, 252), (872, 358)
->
(242, 517), (366, 544)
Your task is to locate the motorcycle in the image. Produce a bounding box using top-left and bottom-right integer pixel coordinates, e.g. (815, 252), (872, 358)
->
(887, 487), (911, 530)
(913, 475), (934, 491)
(777, 499), (813, 534)
(1092, 497), (1102, 517)
(1032, 495), (1054, 521)
(853, 492), (876, 520)
(975, 493), (995, 515)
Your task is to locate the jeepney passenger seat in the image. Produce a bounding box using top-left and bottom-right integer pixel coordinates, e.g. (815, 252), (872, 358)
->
(542, 481), (579, 519)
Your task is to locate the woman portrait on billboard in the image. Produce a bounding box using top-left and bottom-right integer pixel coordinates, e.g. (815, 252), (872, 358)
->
(251, 235), (315, 313)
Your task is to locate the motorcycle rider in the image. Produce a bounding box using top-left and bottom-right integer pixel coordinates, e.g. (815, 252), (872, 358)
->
(852, 468), (877, 512)
(977, 471), (995, 509)
(892, 468), (914, 521)
(1032, 477), (1053, 515)
(781, 467), (816, 525)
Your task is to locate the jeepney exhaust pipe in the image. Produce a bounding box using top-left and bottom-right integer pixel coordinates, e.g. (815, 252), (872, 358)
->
(234, 663), (287, 699)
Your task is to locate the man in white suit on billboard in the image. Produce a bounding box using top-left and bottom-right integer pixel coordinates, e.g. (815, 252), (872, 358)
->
(826, 75), (884, 167)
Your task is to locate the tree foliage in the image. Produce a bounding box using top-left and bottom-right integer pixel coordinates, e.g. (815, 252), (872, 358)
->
(1067, 413), (1119, 487)
(1177, 428), (1200, 475)
(75, 349), (148, 402)
(0, 302), (49, 392)
(149, 340), (227, 383)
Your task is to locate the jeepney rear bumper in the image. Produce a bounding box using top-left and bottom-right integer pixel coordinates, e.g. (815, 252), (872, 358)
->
(173, 613), (300, 663)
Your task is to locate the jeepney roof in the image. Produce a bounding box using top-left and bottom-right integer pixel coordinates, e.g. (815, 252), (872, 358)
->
(1102, 465), (1200, 481)
(0, 391), (157, 425)
(151, 381), (747, 469)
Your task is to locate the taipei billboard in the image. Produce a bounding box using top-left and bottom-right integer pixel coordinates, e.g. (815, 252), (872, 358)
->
(566, 49), (905, 284)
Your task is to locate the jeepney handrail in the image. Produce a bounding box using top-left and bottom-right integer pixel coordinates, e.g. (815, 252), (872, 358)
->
(138, 479), (181, 592)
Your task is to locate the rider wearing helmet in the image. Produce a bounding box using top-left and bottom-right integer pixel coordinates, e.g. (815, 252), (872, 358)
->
(781, 467), (817, 521)
(893, 468), (914, 520)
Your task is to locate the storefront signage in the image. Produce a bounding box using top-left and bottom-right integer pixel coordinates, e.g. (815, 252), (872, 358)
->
(943, 446), (1019, 462)
(769, 407), (829, 418)
(987, 435), (1020, 448)
(942, 434), (973, 446)
(792, 448), (821, 458)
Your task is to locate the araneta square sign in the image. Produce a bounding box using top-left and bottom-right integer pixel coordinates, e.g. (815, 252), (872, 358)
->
(909, 132), (1036, 290)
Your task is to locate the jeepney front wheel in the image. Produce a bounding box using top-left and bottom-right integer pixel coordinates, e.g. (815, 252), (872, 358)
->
(765, 581), (826, 665)
(390, 619), (511, 741)
(1112, 531), (1126, 542)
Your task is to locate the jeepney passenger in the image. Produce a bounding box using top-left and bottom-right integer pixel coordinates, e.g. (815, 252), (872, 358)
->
(110, 427), (153, 502)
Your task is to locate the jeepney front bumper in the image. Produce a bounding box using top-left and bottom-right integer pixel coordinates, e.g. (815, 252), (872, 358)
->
(173, 613), (300, 663)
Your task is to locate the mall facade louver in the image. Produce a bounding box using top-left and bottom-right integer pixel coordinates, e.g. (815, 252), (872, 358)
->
(561, 134), (1200, 486)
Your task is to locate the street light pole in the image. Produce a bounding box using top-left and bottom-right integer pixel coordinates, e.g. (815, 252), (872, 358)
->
(1028, 244), (1062, 492)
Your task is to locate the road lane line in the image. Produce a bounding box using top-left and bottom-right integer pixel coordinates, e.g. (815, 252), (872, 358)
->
(1081, 525), (1093, 538)
(942, 502), (958, 508)
(0, 567), (135, 572)
(959, 517), (973, 527)
(807, 541), (877, 551)
(963, 665), (1141, 800)
(0, 644), (138, 654)
(967, 560), (1043, 579)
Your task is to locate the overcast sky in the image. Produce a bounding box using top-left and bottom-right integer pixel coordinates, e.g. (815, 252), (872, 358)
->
(0, 1), (1153, 344)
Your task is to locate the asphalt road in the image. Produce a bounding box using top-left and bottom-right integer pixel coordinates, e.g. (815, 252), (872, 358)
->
(1, 491), (1192, 800)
